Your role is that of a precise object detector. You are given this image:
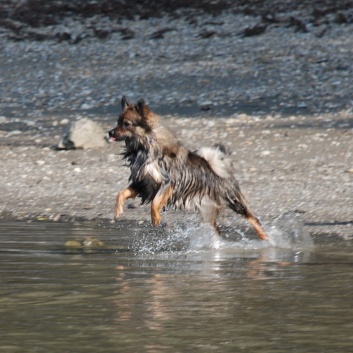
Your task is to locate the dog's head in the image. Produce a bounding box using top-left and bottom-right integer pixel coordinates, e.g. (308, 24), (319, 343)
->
(108, 96), (158, 142)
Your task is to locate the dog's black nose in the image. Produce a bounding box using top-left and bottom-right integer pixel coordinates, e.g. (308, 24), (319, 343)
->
(108, 129), (117, 141)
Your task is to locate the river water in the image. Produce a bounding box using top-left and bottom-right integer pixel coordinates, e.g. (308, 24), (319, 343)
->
(1, 218), (353, 353)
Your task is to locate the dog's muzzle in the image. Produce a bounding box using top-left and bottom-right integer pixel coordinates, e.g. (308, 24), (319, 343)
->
(108, 129), (117, 141)
(108, 128), (127, 141)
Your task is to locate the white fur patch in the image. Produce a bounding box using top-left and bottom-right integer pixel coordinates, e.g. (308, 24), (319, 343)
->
(144, 161), (163, 183)
(196, 147), (231, 179)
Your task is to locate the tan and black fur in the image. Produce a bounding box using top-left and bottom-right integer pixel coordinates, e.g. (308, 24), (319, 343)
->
(108, 96), (268, 240)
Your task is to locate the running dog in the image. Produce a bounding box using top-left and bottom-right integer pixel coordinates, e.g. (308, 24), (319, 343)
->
(108, 96), (268, 240)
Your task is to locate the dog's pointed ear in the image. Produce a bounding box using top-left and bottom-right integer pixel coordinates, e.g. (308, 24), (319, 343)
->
(121, 96), (131, 110)
(136, 98), (150, 119)
(135, 98), (158, 128)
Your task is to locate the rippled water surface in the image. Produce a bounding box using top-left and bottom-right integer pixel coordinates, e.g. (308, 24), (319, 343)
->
(1, 219), (353, 353)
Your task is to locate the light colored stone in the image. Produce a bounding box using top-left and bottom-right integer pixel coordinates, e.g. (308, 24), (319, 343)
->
(58, 118), (107, 150)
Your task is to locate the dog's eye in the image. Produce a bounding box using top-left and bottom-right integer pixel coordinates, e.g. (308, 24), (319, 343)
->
(123, 121), (132, 128)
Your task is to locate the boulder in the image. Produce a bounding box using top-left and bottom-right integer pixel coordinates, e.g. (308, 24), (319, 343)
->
(58, 118), (106, 150)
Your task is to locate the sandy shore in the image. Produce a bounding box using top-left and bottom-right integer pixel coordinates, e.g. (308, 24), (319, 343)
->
(0, 4), (352, 238)
(1, 113), (352, 238)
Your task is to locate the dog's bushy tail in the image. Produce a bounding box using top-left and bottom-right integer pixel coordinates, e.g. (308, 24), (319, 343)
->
(196, 144), (251, 218)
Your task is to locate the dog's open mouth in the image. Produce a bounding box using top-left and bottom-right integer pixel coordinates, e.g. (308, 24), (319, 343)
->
(108, 134), (127, 142)
(108, 130), (119, 141)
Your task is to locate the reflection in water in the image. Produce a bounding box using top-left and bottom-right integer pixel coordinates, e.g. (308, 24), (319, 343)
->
(0, 220), (353, 353)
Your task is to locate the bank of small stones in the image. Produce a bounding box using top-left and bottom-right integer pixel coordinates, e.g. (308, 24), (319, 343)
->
(0, 1), (352, 118)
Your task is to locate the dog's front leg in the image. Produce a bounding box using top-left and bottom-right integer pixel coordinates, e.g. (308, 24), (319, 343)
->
(151, 183), (173, 226)
(115, 186), (138, 220)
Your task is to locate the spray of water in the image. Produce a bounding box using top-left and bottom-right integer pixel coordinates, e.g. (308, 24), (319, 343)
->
(130, 220), (218, 254)
(131, 217), (263, 254)
(267, 211), (314, 249)
(130, 211), (313, 254)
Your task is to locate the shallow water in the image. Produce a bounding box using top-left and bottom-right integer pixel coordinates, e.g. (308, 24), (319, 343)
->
(1, 219), (353, 353)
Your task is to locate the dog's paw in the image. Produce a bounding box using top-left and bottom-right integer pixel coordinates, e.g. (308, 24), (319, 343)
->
(114, 206), (124, 220)
(151, 213), (161, 226)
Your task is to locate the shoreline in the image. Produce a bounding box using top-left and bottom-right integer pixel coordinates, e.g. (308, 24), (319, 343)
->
(1, 114), (352, 239)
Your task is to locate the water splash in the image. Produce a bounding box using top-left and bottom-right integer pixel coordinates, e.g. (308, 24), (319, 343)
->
(130, 211), (313, 254)
(267, 211), (314, 249)
(130, 220), (221, 254)
(130, 226), (186, 254)
(131, 219), (271, 254)
(182, 223), (221, 251)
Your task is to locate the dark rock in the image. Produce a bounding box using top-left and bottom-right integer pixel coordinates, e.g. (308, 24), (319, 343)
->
(289, 17), (308, 33)
(242, 23), (267, 37)
(198, 30), (217, 39)
(119, 27), (135, 40)
(149, 28), (176, 40)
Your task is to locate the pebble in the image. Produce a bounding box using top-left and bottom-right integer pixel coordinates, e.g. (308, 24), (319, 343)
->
(52, 214), (60, 222)
(6, 130), (22, 137)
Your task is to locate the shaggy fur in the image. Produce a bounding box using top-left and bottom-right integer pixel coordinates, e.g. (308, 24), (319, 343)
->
(108, 96), (268, 240)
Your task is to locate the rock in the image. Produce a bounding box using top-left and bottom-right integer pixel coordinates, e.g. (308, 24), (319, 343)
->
(5, 130), (22, 137)
(81, 237), (105, 247)
(0, 116), (8, 124)
(60, 118), (69, 125)
(64, 238), (105, 249)
(64, 240), (82, 248)
(242, 23), (267, 37)
(57, 118), (107, 150)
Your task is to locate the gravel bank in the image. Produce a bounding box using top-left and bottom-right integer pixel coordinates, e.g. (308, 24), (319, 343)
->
(0, 3), (352, 238)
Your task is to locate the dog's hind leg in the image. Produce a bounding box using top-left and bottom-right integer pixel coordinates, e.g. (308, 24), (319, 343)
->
(226, 193), (268, 240)
(245, 211), (269, 240)
(115, 186), (138, 220)
(151, 183), (174, 226)
(199, 198), (221, 235)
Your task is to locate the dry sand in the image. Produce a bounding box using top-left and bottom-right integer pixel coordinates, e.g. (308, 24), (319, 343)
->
(1, 113), (352, 239)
